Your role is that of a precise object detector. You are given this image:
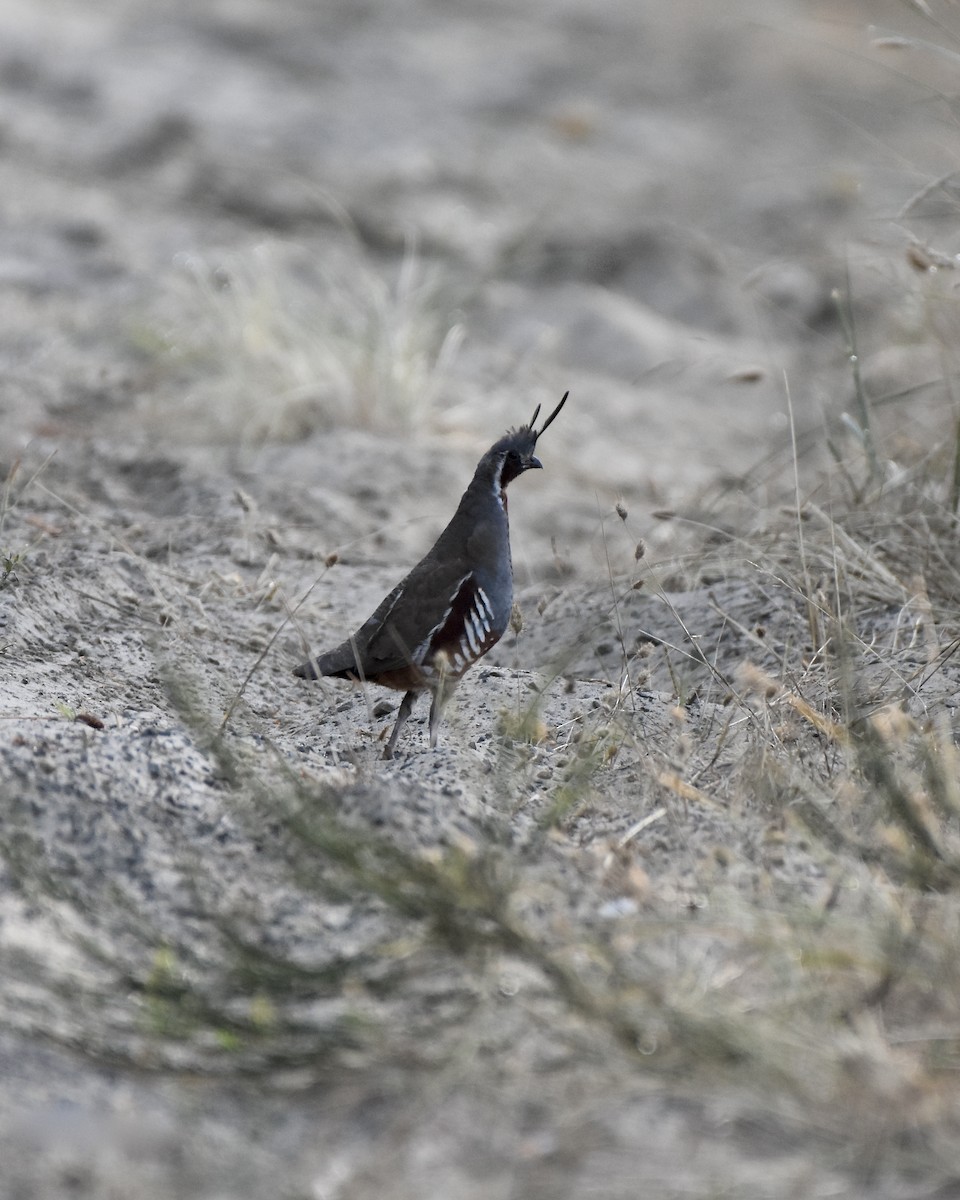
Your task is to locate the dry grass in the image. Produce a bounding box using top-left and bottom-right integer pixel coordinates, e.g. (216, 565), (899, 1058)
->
(131, 236), (464, 443)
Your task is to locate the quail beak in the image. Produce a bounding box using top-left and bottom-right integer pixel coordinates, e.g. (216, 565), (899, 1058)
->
(525, 455), (543, 471)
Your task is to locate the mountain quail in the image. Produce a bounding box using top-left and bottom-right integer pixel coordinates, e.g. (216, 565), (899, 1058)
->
(294, 391), (568, 757)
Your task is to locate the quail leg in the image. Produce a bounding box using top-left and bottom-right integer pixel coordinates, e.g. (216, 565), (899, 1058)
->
(383, 689), (417, 759)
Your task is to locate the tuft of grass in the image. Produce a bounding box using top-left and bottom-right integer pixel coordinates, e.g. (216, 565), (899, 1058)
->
(0, 453), (57, 590)
(0, 550), (23, 591)
(136, 238), (463, 444)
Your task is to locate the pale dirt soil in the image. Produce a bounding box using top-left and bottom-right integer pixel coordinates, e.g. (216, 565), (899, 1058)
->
(3, 1), (960, 1197)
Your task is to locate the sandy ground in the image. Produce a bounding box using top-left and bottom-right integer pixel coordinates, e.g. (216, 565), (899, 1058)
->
(3, 1), (960, 1196)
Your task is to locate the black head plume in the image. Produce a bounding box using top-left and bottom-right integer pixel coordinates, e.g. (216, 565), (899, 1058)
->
(527, 391), (568, 445)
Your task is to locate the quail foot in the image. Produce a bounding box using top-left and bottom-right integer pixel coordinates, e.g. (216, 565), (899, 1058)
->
(294, 392), (568, 757)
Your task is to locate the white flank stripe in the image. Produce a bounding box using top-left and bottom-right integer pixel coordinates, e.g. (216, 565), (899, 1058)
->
(465, 617), (480, 655)
(476, 587), (492, 620)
